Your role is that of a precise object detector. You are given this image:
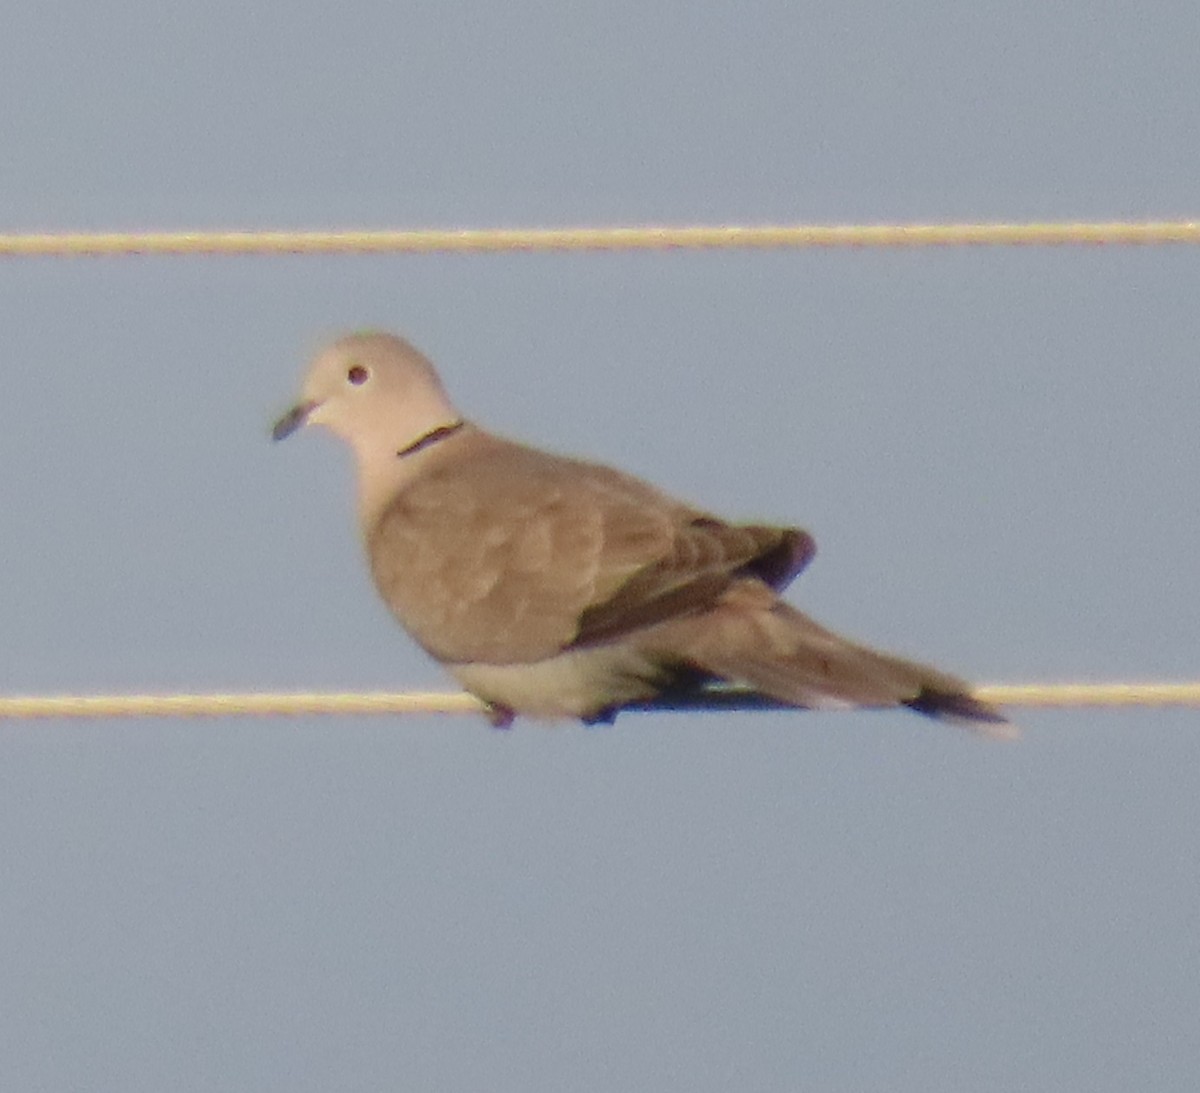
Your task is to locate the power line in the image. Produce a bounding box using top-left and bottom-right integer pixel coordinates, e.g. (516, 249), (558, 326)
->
(3, 221), (1200, 258)
(0, 682), (1196, 723)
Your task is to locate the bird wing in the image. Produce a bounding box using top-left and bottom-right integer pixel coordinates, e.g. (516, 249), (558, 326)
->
(366, 432), (814, 665)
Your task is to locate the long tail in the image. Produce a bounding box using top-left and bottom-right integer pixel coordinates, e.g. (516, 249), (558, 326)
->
(653, 580), (1011, 736)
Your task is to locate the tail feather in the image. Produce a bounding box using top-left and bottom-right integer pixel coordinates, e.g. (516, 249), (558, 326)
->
(903, 687), (1008, 726)
(651, 580), (1011, 735)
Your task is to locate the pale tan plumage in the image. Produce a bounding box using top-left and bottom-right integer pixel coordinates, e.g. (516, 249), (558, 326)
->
(274, 331), (1008, 733)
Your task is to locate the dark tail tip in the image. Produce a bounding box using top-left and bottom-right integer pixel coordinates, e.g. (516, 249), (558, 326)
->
(903, 687), (1014, 735)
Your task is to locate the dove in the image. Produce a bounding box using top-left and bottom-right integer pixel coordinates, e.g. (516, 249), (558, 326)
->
(273, 331), (1007, 733)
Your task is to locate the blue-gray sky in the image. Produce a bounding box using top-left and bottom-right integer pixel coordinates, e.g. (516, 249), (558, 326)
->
(2, 3), (1198, 1091)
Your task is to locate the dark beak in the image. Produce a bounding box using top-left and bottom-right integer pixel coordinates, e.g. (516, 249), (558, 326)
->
(272, 400), (318, 441)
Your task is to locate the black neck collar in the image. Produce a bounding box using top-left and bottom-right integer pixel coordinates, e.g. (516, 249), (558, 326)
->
(396, 419), (465, 459)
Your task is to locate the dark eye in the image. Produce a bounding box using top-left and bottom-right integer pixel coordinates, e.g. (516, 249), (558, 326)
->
(347, 365), (369, 385)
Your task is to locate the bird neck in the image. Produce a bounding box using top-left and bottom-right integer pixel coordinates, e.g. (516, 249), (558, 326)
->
(395, 418), (465, 458)
(353, 418), (474, 532)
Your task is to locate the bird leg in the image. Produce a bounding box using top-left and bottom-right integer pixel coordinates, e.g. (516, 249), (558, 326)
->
(582, 706), (619, 728)
(484, 703), (516, 730)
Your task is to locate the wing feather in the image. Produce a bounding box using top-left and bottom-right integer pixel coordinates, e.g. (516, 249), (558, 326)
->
(367, 433), (815, 664)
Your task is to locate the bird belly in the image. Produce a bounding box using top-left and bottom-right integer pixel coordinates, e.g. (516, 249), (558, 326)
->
(448, 644), (668, 721)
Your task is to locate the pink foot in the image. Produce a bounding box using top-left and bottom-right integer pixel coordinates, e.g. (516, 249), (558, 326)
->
(485, 704), (515, 730)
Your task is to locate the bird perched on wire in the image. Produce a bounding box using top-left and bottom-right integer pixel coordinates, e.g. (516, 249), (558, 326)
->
(273, 331), (1008, 734)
